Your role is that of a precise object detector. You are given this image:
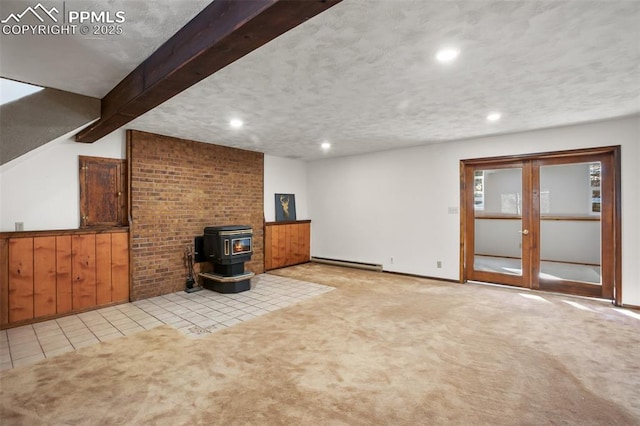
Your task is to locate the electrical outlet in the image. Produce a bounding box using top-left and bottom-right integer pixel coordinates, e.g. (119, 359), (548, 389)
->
(390, 257), (394, 264)
(437, 260), (442, 268)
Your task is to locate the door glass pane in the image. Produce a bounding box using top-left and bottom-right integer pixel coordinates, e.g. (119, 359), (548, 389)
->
(539, 162), (601, 284)
(474, 168), (523, 276)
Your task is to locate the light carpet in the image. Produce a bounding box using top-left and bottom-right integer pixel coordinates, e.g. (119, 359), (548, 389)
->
(1, 263), (638, 425)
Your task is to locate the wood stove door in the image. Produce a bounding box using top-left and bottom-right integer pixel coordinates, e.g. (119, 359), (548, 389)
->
(464, 161), (532, 288)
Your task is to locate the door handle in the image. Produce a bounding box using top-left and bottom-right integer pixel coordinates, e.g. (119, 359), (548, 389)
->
(519, 229), (529, 235)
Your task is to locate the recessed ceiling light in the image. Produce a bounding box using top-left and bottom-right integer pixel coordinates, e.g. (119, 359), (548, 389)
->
(487, 112), (502, 122)
(436, 48), (459, 63)
(321, 142), (331, 150)
(229, 118), (243, 128)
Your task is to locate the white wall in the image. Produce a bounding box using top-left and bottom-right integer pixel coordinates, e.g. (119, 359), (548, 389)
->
(0, 127), (126, 232)
(2, 117), (638, 304)
(2, 137), (304, 230)
(307, 115), (640, 305)
(263, 155), (309, 222)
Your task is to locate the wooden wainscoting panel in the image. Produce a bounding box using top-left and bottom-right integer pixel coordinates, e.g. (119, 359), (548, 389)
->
(267, 224), (278, 269)
(33, 236), (57, 317)
(72, 234), (97, 310)
(282, 226), (289, 267)
(276, 225), (288, 268)
(290, 225), (298, 263)
(95, 233), (113, 305)
(111, 232), (129, 302)
(1, 228), (129, 328)
(264, 221), (311, 271)
(301, 222), (311, 264)
(55, 235), (73, 314)
(264, 226), (273, 271)
(8, 238), (34, 323)
(1, 238), (9, 326)
(270, 225), (281, 269)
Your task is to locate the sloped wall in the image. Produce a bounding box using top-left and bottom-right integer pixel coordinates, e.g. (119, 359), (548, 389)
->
(0, 88), (99, 165)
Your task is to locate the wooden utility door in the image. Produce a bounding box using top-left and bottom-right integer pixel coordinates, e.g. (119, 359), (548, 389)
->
(79, 156), (127, 227)
(461, 146), (621, 304)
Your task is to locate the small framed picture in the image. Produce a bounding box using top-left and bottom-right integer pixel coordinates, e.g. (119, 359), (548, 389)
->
(275, 193), (296, 221)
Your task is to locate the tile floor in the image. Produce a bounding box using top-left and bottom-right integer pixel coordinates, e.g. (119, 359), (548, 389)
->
(0, 274), (333, 372)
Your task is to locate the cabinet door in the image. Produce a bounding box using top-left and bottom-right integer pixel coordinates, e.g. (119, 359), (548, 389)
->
(79, 156), (127, 227)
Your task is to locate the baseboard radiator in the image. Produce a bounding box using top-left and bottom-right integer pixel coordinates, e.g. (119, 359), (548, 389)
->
(311, 257), (383, 272)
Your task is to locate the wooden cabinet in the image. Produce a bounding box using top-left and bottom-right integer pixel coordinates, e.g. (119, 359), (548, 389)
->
(79, 156), (127, 228)
(1, 228), (129, 328)
(264, 221), (311, 270)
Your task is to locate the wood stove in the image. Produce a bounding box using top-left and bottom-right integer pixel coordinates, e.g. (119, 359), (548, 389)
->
(197, 225), (254, 293)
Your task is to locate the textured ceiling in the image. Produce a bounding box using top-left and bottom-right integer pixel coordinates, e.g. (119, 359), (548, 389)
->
(2, 1), (639, 160)
(0, 0), (211, 97)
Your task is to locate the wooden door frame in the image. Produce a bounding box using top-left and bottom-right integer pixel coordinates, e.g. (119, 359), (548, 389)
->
(460, 146), (622, 305)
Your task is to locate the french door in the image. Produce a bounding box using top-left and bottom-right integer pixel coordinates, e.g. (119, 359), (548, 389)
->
(461, 146), (621, 304)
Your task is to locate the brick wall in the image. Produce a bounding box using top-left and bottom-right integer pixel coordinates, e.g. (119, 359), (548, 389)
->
(128, 130), (264, 300)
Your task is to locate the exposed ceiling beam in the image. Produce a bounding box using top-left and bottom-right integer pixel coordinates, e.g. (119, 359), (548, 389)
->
(75, 0), (343, 143)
